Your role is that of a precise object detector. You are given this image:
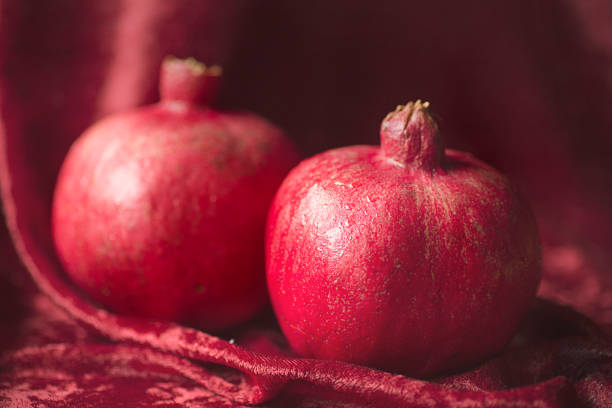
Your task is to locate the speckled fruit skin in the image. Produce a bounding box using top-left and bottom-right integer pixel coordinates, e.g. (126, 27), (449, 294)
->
(266, 101), (541, 377)
(52, 57), (299, 331)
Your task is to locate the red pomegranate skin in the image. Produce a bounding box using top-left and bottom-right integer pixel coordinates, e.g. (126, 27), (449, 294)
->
(52, 57), (299, 331)
(266, 101), (541, 377)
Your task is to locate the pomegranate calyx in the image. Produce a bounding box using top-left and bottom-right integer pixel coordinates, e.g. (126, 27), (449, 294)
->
(159, 56), (222, 107)
(380, 100), (444, 171)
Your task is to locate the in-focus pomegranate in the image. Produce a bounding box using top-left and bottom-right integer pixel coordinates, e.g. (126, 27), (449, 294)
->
(266, 101), (541, 376)
(52, 57), (299, 331)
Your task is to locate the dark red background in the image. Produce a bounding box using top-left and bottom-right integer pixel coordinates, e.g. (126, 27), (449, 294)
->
(0, 1), (611, 407)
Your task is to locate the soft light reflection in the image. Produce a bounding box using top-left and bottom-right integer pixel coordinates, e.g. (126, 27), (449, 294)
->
(105, 163), (144, 206)
(300, 183), (348, 257)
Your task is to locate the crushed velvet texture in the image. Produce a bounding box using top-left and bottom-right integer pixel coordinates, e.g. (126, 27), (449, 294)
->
(1, 1), (612, 407)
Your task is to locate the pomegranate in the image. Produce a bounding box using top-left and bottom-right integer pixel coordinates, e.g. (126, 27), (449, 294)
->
(266, 101), (541, 376)
(52, 56), (299, 331)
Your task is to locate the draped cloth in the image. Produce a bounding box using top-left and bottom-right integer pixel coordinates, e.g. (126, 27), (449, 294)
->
(1, 1), (611, 407)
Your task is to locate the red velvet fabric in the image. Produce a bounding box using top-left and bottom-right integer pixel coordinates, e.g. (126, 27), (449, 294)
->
(1, 1), (612, 407)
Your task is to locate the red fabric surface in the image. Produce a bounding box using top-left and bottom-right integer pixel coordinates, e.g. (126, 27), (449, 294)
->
(1, 1), (612, 407)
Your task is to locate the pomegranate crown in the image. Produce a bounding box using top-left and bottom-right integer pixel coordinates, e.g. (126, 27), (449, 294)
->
(380, 100), (444, 171)
(159, 56), (222, 106)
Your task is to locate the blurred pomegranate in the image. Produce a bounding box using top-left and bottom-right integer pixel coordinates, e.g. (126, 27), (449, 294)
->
(52, 57), (299, 331)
